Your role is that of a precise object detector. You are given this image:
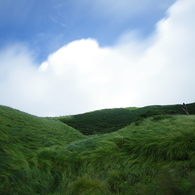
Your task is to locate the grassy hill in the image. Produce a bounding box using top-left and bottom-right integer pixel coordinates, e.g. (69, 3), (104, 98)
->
(0, 105), (86, 149)
(0, 105), (86, 195)
(57, 102), (195, 135)
(1, 104), (195, 194)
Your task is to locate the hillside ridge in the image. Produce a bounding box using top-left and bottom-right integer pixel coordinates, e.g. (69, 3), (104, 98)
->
(57, 102), (195, 135)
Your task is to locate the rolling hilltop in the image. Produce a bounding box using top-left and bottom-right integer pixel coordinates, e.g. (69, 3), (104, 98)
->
(1, 103), (195, 195)
(57, 102), (195, 135)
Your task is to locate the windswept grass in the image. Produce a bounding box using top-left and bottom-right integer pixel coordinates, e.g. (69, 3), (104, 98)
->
(1, 105), (195, 194)
(0, 105), (85, 194)
(28, 115), (195, 194)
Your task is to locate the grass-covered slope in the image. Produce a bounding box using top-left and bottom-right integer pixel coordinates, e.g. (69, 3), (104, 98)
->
(30, 115), (195, 195)
(1, 106), (195, 194)
(0, 105), (85, 150)
(57, 102), (195, 135)
(0, 105), (86, 194)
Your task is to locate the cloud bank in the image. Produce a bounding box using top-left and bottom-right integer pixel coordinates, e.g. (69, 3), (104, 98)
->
(0, 0), (195, 116)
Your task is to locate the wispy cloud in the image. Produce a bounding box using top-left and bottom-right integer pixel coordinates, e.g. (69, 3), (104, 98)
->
(79, 0), (176, 21)
(0, 0), (194, 116)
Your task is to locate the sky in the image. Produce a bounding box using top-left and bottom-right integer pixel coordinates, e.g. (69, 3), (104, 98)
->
(0, 0), (195, 117)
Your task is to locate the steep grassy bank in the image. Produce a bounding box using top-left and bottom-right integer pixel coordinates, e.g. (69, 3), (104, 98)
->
(1, 105), (195, 194)
(0, 105), (86, 194)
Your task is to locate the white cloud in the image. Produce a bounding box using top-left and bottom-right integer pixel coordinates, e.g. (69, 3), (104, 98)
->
(0, 0), (194, 116)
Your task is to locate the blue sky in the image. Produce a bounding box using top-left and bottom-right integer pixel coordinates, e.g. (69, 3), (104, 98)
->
(0, 0), (195, 116)
(0, 0), (176, 63)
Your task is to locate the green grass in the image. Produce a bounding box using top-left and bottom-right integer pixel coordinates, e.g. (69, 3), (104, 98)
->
(0, 105), (85, 148)
(1, 104), (195, 194)
(57, 102), (195, 135)
(0, 105), (86, 194)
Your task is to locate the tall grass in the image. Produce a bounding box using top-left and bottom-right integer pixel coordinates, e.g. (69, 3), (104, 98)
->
(0, 105), (85, 194)
(1, 104), (195, 194)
